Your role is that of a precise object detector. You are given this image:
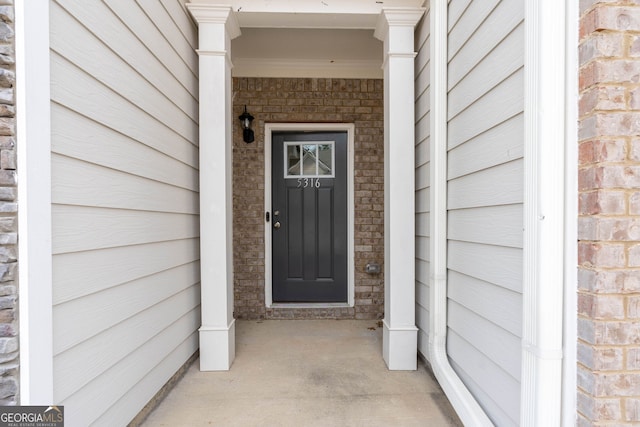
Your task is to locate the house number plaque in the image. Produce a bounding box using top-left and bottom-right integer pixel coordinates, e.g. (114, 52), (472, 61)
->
(297, 178), (322, 188)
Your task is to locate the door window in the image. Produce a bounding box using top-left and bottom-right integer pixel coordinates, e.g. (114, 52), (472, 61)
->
(285, 141), (334, 178)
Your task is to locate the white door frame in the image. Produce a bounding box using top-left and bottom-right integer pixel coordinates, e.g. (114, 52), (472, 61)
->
(264, 123), (355, 308)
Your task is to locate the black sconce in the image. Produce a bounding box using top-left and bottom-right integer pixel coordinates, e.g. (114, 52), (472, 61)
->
(239, 105), (254, 143)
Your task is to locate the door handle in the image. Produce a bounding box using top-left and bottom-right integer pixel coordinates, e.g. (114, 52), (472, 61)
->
(274, 221), (281, 229)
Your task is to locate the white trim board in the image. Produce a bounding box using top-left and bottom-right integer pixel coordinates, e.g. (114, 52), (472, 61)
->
(188, 0), (425, 29)
(264, 123), (355, 309)
(16, 0), (55, 404)
(232, 58), (383, 79)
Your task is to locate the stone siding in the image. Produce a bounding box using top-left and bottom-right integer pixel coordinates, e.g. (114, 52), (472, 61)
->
(578, 1), (640, 425)
(0, 0), (16, 406)
(232, 78), (384, 320)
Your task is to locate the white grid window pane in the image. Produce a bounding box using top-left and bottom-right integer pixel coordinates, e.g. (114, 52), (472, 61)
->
(284, 141), (335, 178)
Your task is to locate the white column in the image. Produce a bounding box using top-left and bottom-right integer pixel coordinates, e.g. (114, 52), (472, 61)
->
(187, 4), (240, 371)
(375, 8), (424, 371)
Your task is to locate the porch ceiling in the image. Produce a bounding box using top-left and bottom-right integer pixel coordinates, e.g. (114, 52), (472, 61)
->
(186, 0), (424, 78)
(231, 28), (383, 78)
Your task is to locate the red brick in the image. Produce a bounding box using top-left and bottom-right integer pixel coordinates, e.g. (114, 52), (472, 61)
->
(630, 34), (640, 57)
(581, 218), (640, 241)
(579, 242), (626, 268)
(598, 139), (627, 162)
(630, 192), (640, 214)
(627, 295), (640, 317)
(591, 6), (640, 32)
(581, 9), (598, 40)
(595, 372), (640, 396)
(579, 268), (640, 293)
(595, 347), (624, 370)
(579, 114), (597, 140)
(578, 392), (622, 421)
(599, 113), (640, 137)
(579, 318), (597, 344)
(581, 86), (627, 112)
(625, 398), (640, 422)
(594, 321), (640, 345)
(579, 190), (626, 215)
(594, 295), (625, 320)
(578, 342), (625, 371)
(580, 5), (640, 424)
(630, 87), (640, 110)
(629, 244), (640, 266)
(627, 347), (640, 369)
(580, 32), (625, 65)
(580, 141), (595, 165)
(580, 61), (598, 92)
(580, 294), (626, 319)
(596, 165), (640, 189)
(582, 61), (640, 91)
(629, 138), (640, 162)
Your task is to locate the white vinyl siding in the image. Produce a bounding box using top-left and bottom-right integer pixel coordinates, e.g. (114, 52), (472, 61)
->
(414, 0), (525, 425)
(445, 0), (524, 426)
(49, 1), (200, 426)
(414, 5), (431, 361)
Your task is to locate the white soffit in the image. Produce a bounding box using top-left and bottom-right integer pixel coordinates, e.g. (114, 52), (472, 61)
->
(231, 28), (383, 78)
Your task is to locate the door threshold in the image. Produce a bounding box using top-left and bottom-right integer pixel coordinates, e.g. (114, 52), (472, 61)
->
(270, 302), (351, 309)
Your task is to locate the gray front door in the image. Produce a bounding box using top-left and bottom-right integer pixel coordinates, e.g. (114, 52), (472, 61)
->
(271, 131), (348, 302)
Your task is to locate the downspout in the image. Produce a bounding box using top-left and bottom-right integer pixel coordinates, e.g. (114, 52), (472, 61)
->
(426, 0), (493, 425)
(521, 0), (566, 425)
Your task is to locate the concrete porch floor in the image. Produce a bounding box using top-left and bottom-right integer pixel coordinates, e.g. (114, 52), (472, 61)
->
(141, 320), (462, 426)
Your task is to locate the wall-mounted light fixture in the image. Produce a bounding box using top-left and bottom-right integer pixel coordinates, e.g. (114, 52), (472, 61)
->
(238, 105), (254, 143)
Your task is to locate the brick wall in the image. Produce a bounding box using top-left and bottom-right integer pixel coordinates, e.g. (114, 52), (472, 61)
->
(232, 77), (384, 320)
(578, 1), (640, 424)
(0, 0), (16, 405)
